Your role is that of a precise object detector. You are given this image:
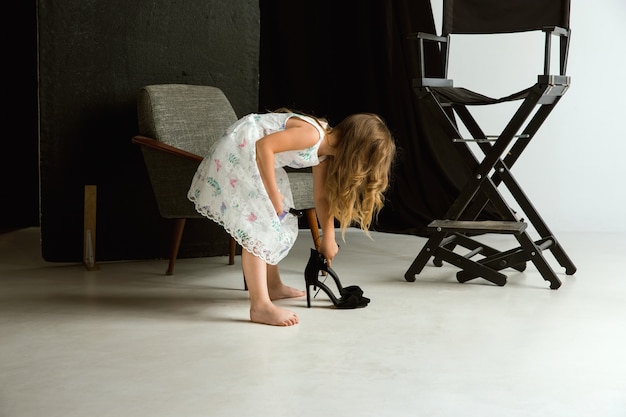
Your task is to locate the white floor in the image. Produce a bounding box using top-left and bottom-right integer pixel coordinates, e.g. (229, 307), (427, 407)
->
(1, 227), (625, 417)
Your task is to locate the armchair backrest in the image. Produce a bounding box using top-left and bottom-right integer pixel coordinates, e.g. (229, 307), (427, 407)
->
(443, 0), (570, 36)
(135, 84), (238, 219)
(443, 0), (571, 78)
(137, 84), (238, 157)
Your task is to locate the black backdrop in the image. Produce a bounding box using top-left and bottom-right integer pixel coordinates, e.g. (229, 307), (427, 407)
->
(1, 2), (39, 232)
(29, 0), (478, 263)
(37, 0), (259, 262)
(259, 0), (473, 236)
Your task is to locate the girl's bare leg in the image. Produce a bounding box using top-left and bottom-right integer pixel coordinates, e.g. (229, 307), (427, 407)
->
(266, 263), (306, 300)
(241, 249), (299, 326)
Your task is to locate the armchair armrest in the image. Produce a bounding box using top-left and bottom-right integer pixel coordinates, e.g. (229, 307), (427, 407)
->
(132, 135), (203, 163)
(408, 32), (453, 88)
(541, 26), (571, 76)
(407, 32), (448, 43)
(542, 26), (570, 37)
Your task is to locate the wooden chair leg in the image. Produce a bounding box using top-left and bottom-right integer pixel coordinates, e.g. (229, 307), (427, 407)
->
(228, 236), (236, 265)
(304, 208), (321, 251)
(304, 208), (325, 275)
(166, 218), (186, 275)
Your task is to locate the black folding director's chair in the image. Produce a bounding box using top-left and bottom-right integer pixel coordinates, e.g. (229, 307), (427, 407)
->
(404, 0), (576, 289)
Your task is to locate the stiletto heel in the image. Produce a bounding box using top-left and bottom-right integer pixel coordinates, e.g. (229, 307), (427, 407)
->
(304, 248), (370, 309)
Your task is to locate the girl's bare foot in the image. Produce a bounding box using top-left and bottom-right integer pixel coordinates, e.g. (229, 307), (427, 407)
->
(268, 283), (306, 301)
(266, 264), (305, 300)
(250, 304), (299, 326)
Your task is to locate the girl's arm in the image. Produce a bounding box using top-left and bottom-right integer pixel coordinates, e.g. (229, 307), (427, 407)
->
(255, 117), (320, 215)
(312, 159), (339, 264)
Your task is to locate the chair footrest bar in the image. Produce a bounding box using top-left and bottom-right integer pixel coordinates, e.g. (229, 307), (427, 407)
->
(452, 134), (529, 143)
(435, 247), (507, 286)
(428, 219), (527, 234)
(463, 246), (483, 259)
(537, 238), (554, 251)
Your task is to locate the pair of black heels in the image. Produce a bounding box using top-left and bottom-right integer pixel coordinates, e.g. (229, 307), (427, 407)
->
(304, 248), (370, 309)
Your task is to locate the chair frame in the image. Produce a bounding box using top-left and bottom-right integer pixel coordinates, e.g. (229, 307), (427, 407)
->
(404, 15), (576, 289)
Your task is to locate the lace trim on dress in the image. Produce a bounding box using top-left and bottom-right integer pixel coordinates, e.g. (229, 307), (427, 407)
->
(188, 196), (288, 265)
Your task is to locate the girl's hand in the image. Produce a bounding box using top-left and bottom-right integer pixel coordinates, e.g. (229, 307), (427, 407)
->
(270, 191), (285, 216)
(320, 235), (339, 266)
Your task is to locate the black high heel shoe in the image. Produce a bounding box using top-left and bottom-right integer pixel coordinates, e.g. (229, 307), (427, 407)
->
(304, 248), (370, 309)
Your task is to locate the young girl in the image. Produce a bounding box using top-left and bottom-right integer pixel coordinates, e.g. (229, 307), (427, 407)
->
(188, 110), (395, 326)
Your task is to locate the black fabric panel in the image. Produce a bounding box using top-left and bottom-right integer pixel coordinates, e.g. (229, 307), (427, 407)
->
(0, 2), (39, 231)
(38, 0), (259, 261)
(444, 0), (570, 35)
(259, 0), (475, 236)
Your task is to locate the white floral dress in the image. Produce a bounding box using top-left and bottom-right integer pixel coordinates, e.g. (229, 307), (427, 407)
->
(187, 113), (326, 265)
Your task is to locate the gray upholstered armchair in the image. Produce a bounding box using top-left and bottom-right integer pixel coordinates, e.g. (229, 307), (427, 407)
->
(132, 84), (320, 275)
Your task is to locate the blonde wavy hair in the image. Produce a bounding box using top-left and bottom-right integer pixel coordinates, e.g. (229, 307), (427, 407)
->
(325, 113), (395, 237)
(275, 109), (395, 237)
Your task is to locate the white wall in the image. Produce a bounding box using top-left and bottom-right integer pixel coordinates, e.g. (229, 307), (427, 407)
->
(429, 1), (626, 233)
